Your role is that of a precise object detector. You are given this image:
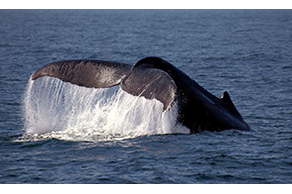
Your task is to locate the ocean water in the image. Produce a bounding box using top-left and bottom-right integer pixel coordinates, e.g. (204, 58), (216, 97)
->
(0, 10), (292, 183)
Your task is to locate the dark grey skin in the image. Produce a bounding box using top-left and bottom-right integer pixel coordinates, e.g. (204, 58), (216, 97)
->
(32, 57), (250, 133)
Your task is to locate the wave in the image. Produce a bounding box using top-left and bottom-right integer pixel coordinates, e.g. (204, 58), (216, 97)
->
(22, 76), (189, 142)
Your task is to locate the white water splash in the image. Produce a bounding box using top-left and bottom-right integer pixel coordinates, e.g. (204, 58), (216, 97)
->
(23, 76), (189, 141)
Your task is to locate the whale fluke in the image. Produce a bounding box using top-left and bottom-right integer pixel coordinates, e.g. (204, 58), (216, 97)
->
(121, 64), (177, 111)
(32, 60), (132, 88)
(31, 57), (251, 133)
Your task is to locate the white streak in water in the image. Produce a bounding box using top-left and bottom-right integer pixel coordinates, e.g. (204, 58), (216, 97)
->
(23, 76), (189, 141)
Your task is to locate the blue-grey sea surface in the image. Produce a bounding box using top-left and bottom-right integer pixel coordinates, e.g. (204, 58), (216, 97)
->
(0, 10), (292, 183)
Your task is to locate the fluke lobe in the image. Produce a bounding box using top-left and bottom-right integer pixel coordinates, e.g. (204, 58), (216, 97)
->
(32, 57), (250, 133)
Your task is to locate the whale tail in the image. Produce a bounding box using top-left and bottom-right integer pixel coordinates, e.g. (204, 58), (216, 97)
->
(30, 57), (250, 133)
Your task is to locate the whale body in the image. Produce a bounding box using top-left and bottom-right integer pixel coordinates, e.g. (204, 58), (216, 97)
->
(32, 57), (250, 133)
